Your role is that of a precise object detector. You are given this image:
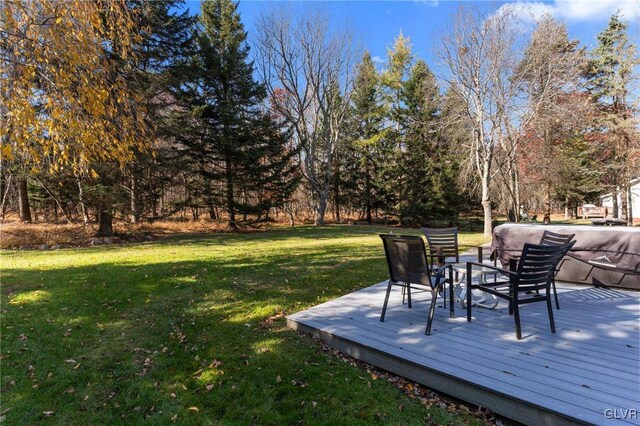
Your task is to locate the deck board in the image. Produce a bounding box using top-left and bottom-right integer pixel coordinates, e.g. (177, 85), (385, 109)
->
(288, 280), (640, 425)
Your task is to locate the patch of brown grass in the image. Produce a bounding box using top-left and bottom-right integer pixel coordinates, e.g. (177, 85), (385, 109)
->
(0, 217), (295, 250)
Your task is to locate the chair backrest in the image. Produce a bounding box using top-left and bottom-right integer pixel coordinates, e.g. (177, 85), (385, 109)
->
(420, 227), (459, 264)
(539, 230), (575, 247)
(379, 234), (431, 286)
(514, 241), (576, 293)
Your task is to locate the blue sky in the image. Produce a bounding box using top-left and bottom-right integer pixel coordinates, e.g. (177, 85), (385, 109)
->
(185, 0), (639, 77)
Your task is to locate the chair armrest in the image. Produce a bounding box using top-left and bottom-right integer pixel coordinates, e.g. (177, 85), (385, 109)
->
(465, 261), (516, 276)
(434, 264), (453, 276)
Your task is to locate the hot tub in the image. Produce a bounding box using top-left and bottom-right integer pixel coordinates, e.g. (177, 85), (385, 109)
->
(492, 223), (640, 290)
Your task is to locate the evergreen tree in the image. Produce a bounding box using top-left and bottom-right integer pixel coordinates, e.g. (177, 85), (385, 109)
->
(586, 12), (639, 222)
(400, 60), (460, 224)
(128, 0), (196, 222)
(168, 0), (298, 227)
(346, 51), (389, 223)
(381, 33), (414, 222)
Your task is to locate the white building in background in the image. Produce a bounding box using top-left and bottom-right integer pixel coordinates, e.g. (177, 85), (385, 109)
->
(600, 177), (640, 223)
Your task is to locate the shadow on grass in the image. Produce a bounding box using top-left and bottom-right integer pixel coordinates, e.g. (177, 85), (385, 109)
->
(1, 228), (488, 425)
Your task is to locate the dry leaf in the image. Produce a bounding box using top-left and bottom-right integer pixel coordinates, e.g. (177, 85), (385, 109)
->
(205, 384), (214, 391)
(171, 414), (178, 422)
(187, 407), (199, 412)
(275, 375), (282, 383)
(170, 392), (176, 398)
(312, 401), (318, 408)
(43, 411), (54, 417)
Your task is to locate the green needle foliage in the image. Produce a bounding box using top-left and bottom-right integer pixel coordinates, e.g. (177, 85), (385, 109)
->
(2, 226), (487, 424)
(166, 0), (299, 228)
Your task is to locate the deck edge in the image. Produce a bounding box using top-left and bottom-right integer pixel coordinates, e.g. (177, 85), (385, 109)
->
(287, 316), (590, 426)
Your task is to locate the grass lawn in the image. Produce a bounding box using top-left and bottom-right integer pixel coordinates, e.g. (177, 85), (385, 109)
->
(1, 225), (489, 425)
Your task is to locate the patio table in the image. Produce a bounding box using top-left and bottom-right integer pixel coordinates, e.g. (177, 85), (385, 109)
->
(451, 262), (500, 309)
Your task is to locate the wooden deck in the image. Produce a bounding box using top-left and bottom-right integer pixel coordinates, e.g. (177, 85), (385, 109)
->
(287, 270), (640, 425)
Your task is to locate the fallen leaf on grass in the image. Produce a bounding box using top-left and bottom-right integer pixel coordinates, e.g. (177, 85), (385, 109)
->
(170, 392), (176, 398)
(275, 375), (282, 383)
(205, 384), (214, 391)
(187, 407), (199, 412)
(312, 401), (317, 408)
(171, 414), (178, 422)
(43, 411), (54, 417)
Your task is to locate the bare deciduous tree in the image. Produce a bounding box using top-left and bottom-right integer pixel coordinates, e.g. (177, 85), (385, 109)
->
(254, 8), (356, 225)
(437, 5), (524, 236)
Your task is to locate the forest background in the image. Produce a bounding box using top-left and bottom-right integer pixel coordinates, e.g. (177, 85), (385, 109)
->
(1, 0), (638, 240)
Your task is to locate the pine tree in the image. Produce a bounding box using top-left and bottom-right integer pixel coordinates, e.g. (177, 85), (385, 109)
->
(128, 1), (196, 223)
(586, 12), (639, 222)
(168, 0), (298, 227)
(400, 60), (460, 224)
(347, 51), (388, 223)
(381, 33), (414, 222)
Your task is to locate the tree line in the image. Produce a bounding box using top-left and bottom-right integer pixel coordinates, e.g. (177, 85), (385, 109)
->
(1, 1), (638, 236)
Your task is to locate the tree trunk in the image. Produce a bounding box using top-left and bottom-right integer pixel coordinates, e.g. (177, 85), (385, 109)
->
(18, 178), (32, 222)
(481, 161), (492, 237)
(96, 209), (113, 237)
(365, 165), (372, 224)
(225, 158), (236, 228)
(130, 172), (140, 223)
(315, 190), (328, 226)
(1, 173), (12, 220)
(627, 189), (633, 225)
(77, 177), (89, 225)
(543, 182), (551, 224)
(620, 185), (628, 222)
(612, 188), (619, 219)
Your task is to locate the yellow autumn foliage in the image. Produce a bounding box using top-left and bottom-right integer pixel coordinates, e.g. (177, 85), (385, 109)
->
(0, 0), (150, 174)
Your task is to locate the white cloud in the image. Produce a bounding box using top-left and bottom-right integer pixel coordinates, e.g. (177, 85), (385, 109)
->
(414, 0), (440, 6)
(499, 0), (640, 22)
(372, 56), (385, 64)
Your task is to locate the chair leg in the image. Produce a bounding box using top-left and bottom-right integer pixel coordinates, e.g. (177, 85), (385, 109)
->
(547, 295), (556, 334)
(466, 273), (472, 322)
(406, 282), (412, 308)
(425, 289), (438, 335)
(449, 277), (455, 318)
(513, 303), (522, 340)
(380, 280), (393, 322)
(442, 282), (447, 309)
(552, 279), (560, 309)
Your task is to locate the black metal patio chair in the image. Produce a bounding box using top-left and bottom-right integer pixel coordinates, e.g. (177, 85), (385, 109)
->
(465, 241), (576, 340)
(539, 230), (575, 309)
(421, 227), (459, 269)
(379, 234), (454, 335)
(490, 230), (575, 309)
